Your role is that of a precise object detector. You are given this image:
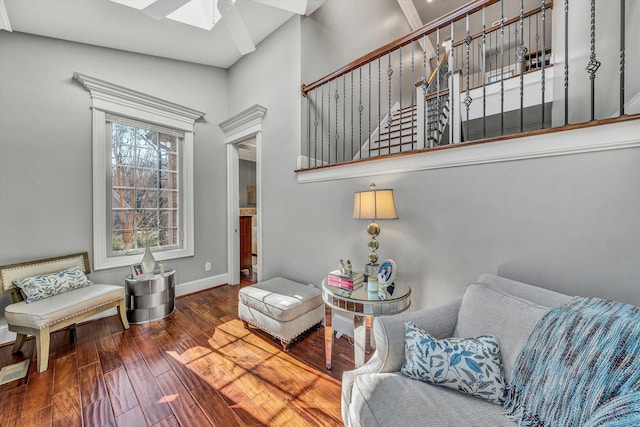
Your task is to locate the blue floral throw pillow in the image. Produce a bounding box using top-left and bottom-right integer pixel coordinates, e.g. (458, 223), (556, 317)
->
(13, 265), (93, 303)
(401, 321), (506, 405)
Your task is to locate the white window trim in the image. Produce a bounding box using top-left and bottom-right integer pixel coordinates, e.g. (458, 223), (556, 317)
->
(74, 72), (205, 270)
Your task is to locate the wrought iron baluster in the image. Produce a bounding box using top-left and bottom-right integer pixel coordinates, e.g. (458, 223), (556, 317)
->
(435, 28), (440, 148)
(516, 0), (527, 132)
(564, 0), (569, 125)
(464, 13), (472, 143)
(314, 89), (318, 167)
(450, 24), (455, 145)
(358, 67), (363, 159)
(585, 0), (600, 121)
(411, 40), (415, 150)
(368, 63), (371, 158)
(335, 86), (339, 164)
(378, 58), (381, 158)
(307, 85), (311, 168)
(482, 7), (486, 138)
(541, 0), (546, 128)
(423, 33), (428, 149)
(327, 81), (331, 164)
(387, 52), (393, 155)
(500, 0), (505, 135)
(399, 46), (402, 153)
(620, 0), (626, 116)
(343, 76), (346, 162)
(351, 71), (354, 160)
(321, 85), (324, 165)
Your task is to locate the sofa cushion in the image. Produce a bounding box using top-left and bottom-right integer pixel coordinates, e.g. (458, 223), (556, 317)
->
(238, 277), (322, 322)
(477, 274), (573, 308)
(455, 283), (549, 382)
(349, 372), (515, 427)
(13, 265), (93, 303)
(401, 321), (506, 405)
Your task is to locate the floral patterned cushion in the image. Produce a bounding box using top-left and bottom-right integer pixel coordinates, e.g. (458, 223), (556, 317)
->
(401, 321), (507, 405)
(13, 265), (93, 303)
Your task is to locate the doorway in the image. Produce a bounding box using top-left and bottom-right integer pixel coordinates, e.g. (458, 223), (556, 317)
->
(219, 104), (266, 285)
(238, 139), (257, 280)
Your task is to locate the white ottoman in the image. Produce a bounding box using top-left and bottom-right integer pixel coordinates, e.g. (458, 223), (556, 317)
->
(238, 277), (324, 352)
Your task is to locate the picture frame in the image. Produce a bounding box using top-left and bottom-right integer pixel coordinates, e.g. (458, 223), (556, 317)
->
(377, 259), (397, 285)
(130, 263), (144, 278)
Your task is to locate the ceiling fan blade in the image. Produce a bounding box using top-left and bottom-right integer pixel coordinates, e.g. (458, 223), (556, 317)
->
(220, 4), (255, 55)
(251, 0), (307, 15)
(142, 0), (191, 20)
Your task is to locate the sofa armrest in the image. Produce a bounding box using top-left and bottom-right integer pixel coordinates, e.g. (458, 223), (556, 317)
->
(341, 297), (462, 425)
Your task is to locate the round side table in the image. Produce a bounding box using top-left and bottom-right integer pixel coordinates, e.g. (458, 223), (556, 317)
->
(322, 278), (411, 369)
(125, 270), (176, 324)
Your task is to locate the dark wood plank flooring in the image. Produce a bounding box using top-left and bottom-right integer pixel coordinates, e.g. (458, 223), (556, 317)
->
(0, 278), (355, 426)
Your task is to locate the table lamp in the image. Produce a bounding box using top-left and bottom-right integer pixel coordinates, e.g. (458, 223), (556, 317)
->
(353, 183), (398, 276)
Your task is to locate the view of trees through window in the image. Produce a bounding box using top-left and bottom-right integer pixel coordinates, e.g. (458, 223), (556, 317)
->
(110, 120), (180, 253)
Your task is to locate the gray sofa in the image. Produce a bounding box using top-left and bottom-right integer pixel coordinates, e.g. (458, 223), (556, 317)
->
(341, 274), (573, 426)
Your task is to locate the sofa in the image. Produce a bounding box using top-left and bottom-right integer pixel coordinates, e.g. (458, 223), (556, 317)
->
(342, 274), (579, 426)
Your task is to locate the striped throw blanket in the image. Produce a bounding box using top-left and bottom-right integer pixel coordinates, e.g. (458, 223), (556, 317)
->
(504, 297), (640, 427)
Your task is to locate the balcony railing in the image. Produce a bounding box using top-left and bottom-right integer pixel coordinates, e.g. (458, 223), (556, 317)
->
(299, 0), (636, 171)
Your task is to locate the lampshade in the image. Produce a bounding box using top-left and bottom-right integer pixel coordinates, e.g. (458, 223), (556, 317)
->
(353, 186), (398, 220)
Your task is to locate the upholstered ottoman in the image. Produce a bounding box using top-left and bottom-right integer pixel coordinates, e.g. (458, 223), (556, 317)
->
(238, 277), (324, 351)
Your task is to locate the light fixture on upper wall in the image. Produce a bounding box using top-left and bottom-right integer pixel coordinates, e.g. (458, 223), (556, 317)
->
(353, 183), (398, 277)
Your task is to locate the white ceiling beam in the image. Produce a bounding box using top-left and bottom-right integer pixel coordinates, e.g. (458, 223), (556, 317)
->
(396, 0), (436, 60)
(304, 0), (326, 16)
(143, 0), (191, 20)
(251, 0), (307, 15)
(0, 0), (12, 32)
(221, 4), (255, 55)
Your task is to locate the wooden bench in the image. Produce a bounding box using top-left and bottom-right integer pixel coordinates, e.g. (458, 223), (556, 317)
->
(0, 252), (129, 372)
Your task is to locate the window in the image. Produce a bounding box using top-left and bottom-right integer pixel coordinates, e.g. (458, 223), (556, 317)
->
(109, 116), (181, 255)
(74, 72), (204, 270)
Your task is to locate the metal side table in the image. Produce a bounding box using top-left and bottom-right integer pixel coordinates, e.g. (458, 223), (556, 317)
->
(125, 270), (176, 324)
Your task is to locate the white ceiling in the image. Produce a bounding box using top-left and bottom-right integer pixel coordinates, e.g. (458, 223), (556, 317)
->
(1, 0), (482, 70)
(2, 0), (324, 69)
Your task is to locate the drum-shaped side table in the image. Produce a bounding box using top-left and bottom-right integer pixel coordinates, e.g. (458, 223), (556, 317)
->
(125, 270), (176, 324)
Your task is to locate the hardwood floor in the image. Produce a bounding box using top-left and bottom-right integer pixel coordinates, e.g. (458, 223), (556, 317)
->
(0, 278), (355, 426)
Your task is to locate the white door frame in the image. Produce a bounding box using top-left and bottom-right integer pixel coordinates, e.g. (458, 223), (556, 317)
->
(219, 105), (267, 285)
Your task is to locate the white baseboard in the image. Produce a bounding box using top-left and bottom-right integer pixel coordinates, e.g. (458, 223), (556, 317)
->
(0, 273), (230, 346)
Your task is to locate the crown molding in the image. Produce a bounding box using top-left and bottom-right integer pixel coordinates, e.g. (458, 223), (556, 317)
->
(73, 72), (205, 130)
(219, 104), (267, 143)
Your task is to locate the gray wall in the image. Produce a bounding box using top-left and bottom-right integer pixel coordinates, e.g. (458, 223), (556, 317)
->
(230, 0), (640, 311)
(0, 33), (230, 296)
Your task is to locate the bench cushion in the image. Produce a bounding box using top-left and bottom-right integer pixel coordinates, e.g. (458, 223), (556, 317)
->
(238, 277), (322, 322)
(4, 284), (125, 329)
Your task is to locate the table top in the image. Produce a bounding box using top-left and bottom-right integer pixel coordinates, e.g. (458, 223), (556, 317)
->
(125, 270), (175, 282)
(322, 278), (411, 316)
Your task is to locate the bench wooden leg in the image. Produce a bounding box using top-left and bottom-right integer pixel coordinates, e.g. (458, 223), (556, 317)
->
(118, 299), (130, 329)
(35, 327), (51, 373)
(12, 333), (27, 353)
(242, 320), (249, 329)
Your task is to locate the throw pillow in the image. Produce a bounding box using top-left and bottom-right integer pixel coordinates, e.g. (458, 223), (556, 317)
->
(401, 321), (506, 405)
(13, 265), (93, 303)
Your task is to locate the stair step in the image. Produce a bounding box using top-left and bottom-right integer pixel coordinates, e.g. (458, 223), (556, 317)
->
(371, 140), (418, 151)
(378, 129), (417, 139)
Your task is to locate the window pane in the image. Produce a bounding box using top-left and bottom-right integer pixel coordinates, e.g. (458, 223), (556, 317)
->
(159, 228), (178, 247)
(159, 190), (178, 209)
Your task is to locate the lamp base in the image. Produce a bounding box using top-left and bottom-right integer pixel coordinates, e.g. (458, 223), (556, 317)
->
(364, 263), (379, 278)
